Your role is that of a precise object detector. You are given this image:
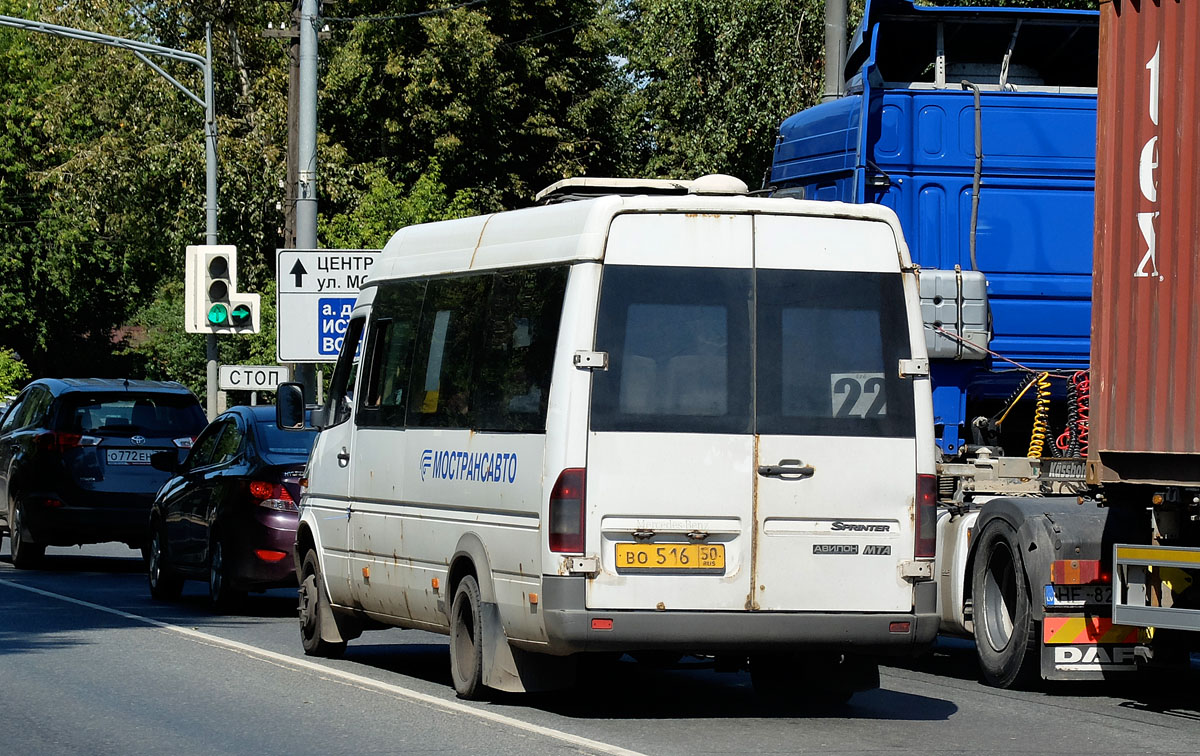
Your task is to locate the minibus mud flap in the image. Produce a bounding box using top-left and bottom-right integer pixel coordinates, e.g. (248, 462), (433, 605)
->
(480, 601), (576, 693)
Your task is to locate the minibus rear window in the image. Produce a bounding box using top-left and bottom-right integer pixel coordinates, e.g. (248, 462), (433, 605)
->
(755, 270), (915, 438)
(590, 265), (915, 438)
(590, 266), (753, 434)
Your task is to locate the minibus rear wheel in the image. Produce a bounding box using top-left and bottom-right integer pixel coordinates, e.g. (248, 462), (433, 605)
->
(449, 575), (486, 699)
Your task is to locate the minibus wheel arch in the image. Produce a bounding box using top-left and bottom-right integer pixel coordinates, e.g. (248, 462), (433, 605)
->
(447, 534), (498, 614)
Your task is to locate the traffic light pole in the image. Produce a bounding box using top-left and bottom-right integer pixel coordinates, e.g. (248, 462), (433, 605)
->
(0, 14), (223, 417)
(203, 27), (220, 419)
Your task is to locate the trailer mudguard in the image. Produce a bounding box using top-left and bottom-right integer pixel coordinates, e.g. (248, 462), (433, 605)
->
(968, 497), (1146, 621)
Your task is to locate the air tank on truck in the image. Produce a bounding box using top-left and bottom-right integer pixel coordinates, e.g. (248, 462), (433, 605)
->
(768, 0), (1199, 686)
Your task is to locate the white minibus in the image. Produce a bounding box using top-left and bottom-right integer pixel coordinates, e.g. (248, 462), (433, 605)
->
(277, 174), (938, 702)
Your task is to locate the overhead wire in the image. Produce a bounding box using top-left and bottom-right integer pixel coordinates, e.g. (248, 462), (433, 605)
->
(323, 1), (485, 23)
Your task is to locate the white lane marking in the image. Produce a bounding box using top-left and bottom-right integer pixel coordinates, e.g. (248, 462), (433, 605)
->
(0, 578), (647, 756)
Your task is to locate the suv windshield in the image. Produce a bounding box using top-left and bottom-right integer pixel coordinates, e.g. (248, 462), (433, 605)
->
(57, 393), (207, 438)
(590, 265), (915, 437)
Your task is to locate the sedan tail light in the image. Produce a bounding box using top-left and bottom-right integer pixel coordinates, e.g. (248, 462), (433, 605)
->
(249, 480), (298, 512)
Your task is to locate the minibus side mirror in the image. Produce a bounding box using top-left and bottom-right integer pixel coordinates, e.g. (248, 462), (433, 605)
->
(276, 382), (307, 430)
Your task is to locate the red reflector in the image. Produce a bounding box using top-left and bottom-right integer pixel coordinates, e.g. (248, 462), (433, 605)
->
(591, 618), (613, 631)
(549, 468), (586, 554)
(890, 621), (911, 633)
(915, 474), (937, 558)
(1050, 559), (1106, 584)
(255, 549), (289, 563)
(41, 498), (64, 508)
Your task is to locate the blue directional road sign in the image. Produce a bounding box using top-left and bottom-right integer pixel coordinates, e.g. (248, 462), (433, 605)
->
(276, 248), (381, 362)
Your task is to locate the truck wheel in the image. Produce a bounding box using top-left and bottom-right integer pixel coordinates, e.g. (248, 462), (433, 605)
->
(298, 549), (346, 658)
(147, 527), (184, 601)
(972, 521), (1039, 688)
(10, 499), (44, 569)
(449, 575), (486, 699)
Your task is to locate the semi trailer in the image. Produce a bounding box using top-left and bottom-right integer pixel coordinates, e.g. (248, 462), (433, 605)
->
(769, 0), (1200, 686)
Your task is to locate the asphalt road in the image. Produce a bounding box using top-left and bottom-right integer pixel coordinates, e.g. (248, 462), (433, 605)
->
(2, 542), (1199, 756)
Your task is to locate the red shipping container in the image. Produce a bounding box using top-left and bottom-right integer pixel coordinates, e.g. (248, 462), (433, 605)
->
(1089, 0), (1200, 486)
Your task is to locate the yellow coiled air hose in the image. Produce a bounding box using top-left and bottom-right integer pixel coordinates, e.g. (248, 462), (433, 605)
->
(1027, 371), (1051, 458)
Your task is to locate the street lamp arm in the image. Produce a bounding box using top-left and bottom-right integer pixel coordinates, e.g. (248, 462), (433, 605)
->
(132, 50), (206, 109)
(0, 15), (207, 69)
(0, 15), (209, 106)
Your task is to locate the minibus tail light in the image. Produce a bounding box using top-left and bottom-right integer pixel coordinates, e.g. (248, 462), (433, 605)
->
(916, 474), (937, 558)
(549, 468), (586, 554)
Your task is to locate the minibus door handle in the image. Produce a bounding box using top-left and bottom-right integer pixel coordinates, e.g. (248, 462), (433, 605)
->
(757, 459), (815, 479)
(337, 447), (350, 467)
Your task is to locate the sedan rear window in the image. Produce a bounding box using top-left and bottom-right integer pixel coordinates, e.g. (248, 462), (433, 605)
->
(255, 420), (317, 456)
(58, 393), (207, 438)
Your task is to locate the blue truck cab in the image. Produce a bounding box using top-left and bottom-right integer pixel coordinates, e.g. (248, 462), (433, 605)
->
(770, 0), (1097, 458)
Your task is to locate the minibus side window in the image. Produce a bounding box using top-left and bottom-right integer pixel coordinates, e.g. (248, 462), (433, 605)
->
(406, 276), (490, 428)
(357, 280), (426, 428)
(324, 316), (365, 428)
(473, 266), (568, 432)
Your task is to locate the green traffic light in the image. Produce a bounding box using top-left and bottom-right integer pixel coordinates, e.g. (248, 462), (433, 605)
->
(230, 304), (252, 326)
(207, 303), (229, 325)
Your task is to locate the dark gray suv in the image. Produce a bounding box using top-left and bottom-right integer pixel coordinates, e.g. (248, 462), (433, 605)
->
(0, 378), (207, 568)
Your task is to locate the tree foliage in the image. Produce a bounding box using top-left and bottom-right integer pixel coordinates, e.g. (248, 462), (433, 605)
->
(0, 0), (1100, 391)
(0, 348), (31, 396)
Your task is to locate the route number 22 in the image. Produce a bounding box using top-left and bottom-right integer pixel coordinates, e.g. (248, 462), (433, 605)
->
(830, 372), (887, 418)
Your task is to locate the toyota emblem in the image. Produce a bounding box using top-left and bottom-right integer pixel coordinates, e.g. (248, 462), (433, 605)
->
(131, 435), (146, 446)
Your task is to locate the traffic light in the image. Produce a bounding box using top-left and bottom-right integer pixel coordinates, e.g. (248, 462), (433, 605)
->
(185, 245), (261, 334)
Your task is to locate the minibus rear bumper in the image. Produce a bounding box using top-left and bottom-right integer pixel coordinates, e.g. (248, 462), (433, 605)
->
(538, 576), (938, 656)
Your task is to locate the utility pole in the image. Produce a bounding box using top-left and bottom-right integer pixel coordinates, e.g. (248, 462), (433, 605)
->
(266, 1), (323, 402)
(823, 0), (847, 102)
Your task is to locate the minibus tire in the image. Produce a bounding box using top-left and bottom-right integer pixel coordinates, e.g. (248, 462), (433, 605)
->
(750, 653), (857, 706)
(972, 521), (1039, 688)
(299, 549), (346, 658)
(449, 575), (486, 699)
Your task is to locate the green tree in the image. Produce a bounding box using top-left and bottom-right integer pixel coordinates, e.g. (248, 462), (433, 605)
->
(613, 0), (824, 186)
(321, 0), (629, 210)
(0, 348), (31, 396)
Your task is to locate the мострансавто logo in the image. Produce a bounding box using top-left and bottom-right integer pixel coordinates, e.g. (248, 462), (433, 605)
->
(421, 449), (517, 483)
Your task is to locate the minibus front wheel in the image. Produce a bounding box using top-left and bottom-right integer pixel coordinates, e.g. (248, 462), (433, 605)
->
(299, 549), (347, 658)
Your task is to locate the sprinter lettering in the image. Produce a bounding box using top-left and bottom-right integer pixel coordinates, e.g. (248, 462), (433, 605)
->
(420, 448), (517, 484)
